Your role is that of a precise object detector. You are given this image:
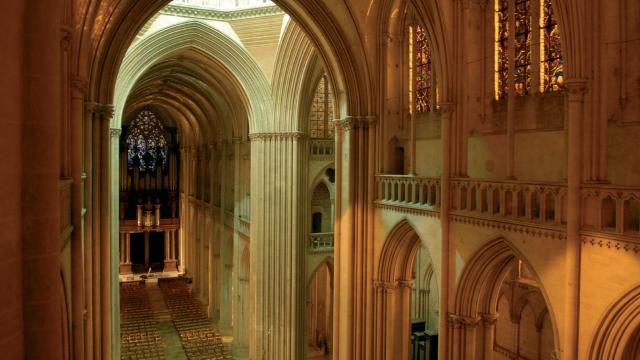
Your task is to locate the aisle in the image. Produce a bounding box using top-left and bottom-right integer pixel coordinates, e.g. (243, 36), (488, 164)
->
(120, 279), (231, 360)
(146, 282), (188, 360)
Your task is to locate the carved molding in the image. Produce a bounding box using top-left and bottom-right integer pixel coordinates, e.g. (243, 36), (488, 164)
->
(248, 131), (306, 141)
(161, 4), (284, 21)
(581, 232), (640, 254)
(451, 214), (567, 240)
(333, 116), (377, 130)
(448, 313), (480, 329)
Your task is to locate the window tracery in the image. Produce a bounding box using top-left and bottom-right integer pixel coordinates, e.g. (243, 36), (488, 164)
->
(494, 0), (563, 99)
(126, 109), (168, 172)
(540, 0), (564, 92)
(309, 75), (335, 139)
(415, 25), (432, 113)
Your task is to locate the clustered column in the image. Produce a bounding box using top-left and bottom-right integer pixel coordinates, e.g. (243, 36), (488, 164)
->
(250, 132), (308, 360)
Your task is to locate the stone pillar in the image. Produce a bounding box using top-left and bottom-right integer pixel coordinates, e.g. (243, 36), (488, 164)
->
(70, 77), (88, 360)
(480, 313), (498, 359)
(333, 116), (376, 360)
(232, 137), (249, 356)
(164, 230), (178, 272)
(565, 79), (587, 360)
(439, 103), (455, 360)
(109, 126), (121, 359)
(121, 233), (132, 275)
(250, 132), (308, 360)
(22, 0), (63, 356)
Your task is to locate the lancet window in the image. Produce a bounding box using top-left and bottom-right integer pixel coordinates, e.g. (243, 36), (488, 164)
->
(540, 0), (564, 92)
(495, 0), (563, 99)
(309, 75), (335, 139)
(409, 24), (435, 113)
(126, 109), (168, 172)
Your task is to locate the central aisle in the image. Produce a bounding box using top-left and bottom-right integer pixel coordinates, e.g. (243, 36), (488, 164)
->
(146, 282), (188, 359)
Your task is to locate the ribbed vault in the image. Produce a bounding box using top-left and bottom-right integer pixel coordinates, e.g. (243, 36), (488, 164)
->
(114, 20), (272, 134)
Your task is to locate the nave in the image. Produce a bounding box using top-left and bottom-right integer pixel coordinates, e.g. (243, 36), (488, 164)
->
(120, 279), (232, 360)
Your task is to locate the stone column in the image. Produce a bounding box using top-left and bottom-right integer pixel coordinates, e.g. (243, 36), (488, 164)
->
(70, 77), (88, 360)
(332, 116), (377, 360)
(22, 0), (63, 356)
(565, 78), (587, 360)
(232, 137), (249, 355)
(250, 132), (308, 360)
(439, 103), (455, 360)
(121, 233), (132, 275)
(480, 313), (498, 359)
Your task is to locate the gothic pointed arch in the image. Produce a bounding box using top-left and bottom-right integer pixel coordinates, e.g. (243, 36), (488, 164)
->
(113, 20), (271, 133)
(373, 219), (423, 360)
(589, 283), (640, 360)
(451, 237), (560, 360)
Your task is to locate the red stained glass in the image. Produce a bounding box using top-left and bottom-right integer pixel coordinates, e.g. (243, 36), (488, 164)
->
(514, 0), (531, 96)
(541, 0), (564, 91)
(496, 0), (509, 99)
(415, 25), (432, 112)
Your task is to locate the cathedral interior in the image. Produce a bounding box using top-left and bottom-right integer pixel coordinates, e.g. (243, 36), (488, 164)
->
(2, 0), (640, 359)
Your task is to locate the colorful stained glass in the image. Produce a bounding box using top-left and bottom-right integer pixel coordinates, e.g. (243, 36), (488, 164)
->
(126, 109), (167, 172)
(514, 0), (531, 96)
(541, 0), (564, 91)
(495, 0), (509, 99)
(415, 25), (431, 112)
(309, 76), (335, 138)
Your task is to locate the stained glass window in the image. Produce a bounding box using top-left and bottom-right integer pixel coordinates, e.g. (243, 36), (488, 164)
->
(495, 0), (509, 99)
(540, 0), (564, 91)
(309, 75), (335, 138)
(126, 109), (168, 172)
(514, 0), (531, 96)
(415, 25), (432, 113)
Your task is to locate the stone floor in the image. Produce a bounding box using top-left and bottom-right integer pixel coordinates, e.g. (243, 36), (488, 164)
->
(120, 279), (231, 360)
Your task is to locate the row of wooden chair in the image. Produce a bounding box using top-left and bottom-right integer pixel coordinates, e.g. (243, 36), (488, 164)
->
(159, 279), (233, 360)
(120, 281), (165, 360)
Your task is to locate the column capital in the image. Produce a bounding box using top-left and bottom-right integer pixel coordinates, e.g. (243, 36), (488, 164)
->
(447, 313), (480, 329)
(99, 104), (115, 119)
(333, 115), (377, 130)
(439, 102), (456, 115)
(564, 78), (588, 101)
(248, 131), (306, 141)
(373, 280), (397, 293)
(71, 77), (88, 99)
(480, 312), (499, 327)
(110, 128), (122, 138)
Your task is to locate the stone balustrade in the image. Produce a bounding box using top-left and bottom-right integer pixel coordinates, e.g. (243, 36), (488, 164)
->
(310, 139), (334, 160)
(450, 178), (568, 225)
(376, 174), (441, 208)
(581, 184), (640, 235)
(309, 232), (334, 252)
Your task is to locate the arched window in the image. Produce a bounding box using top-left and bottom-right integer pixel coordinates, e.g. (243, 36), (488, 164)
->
(540, 0), (564, 92)
(495, 0), (563, 99)
(309, 75), (335, 139)
(409, 24), (435, 113)
(126, 109), (168, 172)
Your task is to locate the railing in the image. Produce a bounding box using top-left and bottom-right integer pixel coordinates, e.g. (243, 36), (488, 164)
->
(309, 232), (334, 251)
(450, 178), (567, 225)
(310, 139), (334, 160)
(581, 184), (640, 236)
(376, 175), (441, 208)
